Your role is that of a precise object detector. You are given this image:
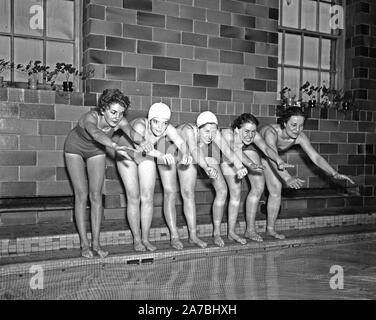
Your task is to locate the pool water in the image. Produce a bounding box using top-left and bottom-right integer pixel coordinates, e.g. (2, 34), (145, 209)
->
(1, 239), (375, 300)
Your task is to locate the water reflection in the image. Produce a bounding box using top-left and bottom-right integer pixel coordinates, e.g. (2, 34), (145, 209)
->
(1, 240), (376, 299)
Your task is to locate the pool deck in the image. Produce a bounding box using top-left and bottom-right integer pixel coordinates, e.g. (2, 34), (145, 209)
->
(1, 223), (376, 275)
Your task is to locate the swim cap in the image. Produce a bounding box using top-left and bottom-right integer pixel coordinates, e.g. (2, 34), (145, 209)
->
(196, 111), (218, 128)
(148, 102), (171, 121)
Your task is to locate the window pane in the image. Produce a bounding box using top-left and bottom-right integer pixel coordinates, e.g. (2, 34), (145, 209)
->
(302, 69), (319, 99)
(14, 0), (44, 36)
(303, 36), (319, 68)
(321, 71), (330, 88)
(284, 68), (300, 98)
(282, 0), (299, 29)
(14, 38), (43, 82)
(319, 2), (331, 34)
(285, 34), (301, 66)
(0, 0), (11, 32)
(0, 36), (11, 80)
(46, 41), (74, 67)
(302, 0), (317, 31)
(47, 0), (74, 40)
(321, 39), (331, 70)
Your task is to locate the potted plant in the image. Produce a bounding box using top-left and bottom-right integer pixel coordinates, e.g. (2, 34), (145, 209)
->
(53, 62), (79, 91)
(0, 59), (14, 87)
(16, 60), (48, 90)
(50, 62), (94, 91)
(340, 90), (355, 111)
(320, 85), (343, 109)
(300, 81), (321, 108)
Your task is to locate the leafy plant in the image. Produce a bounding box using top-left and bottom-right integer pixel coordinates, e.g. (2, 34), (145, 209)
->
(300, 81), (321, 100)
(0, 59), (14, 74)
(48, 62), (94, 90)
(16, 60), (49, 78)
(279, 86), (301, 106)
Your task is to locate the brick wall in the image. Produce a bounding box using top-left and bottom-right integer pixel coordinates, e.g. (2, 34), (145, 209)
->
(0, 0), (375, 227)
(82, 0), (280, 122)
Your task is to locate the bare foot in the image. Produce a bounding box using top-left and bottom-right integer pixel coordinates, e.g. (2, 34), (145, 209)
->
(171, 237), (184, 250)
(143, 240), (157, 251)
(189, 236), (207, 248)
(267, 228), (286, 240)
(92, 245), (109, 258)
(134, 240), (146, 252)
(228, 232), (247, 245)
(213, 235), (225, 247)
(244, 230), (263, 242)
(81, 246), (94, 259)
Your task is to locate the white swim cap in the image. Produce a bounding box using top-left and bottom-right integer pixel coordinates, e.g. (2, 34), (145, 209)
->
(148, 102), (171, 121)
(196, 111), (218, 128)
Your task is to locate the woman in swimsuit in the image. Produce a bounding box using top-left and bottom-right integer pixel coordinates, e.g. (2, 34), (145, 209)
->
(221, 113), (293, 244)
(64, 88), (152, 258)
(259, 106), (355, 239)
(176, 111), (248, 248)
(116, 102), (192, 252)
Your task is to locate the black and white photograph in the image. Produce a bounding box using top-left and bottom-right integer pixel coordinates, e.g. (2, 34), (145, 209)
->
(0, 0), (375, 305)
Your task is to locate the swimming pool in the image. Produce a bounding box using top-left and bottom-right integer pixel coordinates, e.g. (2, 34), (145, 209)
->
(1, 238), (375, 300)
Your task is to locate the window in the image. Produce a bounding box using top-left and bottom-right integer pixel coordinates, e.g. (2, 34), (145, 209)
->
(278, 0), (344, 100)
(0, 0), (81, 84)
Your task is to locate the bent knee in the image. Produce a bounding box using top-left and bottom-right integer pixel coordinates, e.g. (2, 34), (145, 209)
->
(89, 191), (102, 203)
(216, 188), (228, 200)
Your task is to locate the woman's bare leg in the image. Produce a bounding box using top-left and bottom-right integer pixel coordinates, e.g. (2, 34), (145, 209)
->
(87, 154), (108, 258)
(243, 150), (265, 242)
(158, 162), (183, 250)
(221, 162), (246, 244)
(138, 159), (158, 251)
(65, 153), (93, 258)
(177, 163), (207, 248)
(262, 158), (285, 239)
(206, 157), (228, 247)
(117, 159), (145, 251)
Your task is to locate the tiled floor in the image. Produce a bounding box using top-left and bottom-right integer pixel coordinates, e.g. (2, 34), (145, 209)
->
(1, 212), (376, 258)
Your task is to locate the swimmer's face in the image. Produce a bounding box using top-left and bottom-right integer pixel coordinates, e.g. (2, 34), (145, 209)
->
(103, 103), (125, 127)
(199, 123), (218, 144)
(150, 117), (169, 137)
(238, 122), (257, 145)
(284, 115), (305, 139)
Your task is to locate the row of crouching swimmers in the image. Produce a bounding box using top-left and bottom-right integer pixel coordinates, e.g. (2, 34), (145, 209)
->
(64, 88), (355, 259)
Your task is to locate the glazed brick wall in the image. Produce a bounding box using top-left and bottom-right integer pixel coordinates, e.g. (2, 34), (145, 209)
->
(82, 0), (280, 114)
(0, 87), (375, 209)
(345, 0), (376, 111)
(0, 0), (376, 227)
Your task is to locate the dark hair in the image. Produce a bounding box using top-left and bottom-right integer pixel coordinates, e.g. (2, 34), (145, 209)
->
(97, 88), (130, 114)
(277, 107), (307, 129)
(231, 113), (259, 130)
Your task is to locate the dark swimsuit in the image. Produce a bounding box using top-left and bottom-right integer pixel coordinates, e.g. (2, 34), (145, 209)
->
(64, 120), (115, 160)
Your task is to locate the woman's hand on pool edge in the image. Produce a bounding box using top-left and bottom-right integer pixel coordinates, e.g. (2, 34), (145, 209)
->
(333, 172), (355, 184)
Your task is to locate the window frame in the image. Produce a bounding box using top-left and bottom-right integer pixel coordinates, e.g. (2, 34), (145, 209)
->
(0, 0), (82, 87)
(278, 0), (345, 100)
